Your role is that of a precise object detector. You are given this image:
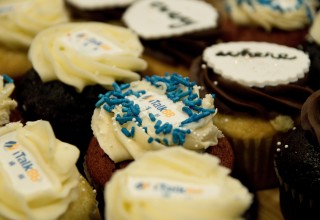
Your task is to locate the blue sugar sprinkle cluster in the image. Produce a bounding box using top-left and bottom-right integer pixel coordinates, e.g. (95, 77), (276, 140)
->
(95, 73), (216, 146)
(2, 74), (14, 84)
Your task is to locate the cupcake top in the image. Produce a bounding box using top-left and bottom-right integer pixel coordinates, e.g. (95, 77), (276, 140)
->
(225, 0), (317, 31)
(309, 12), (320, 45)
(0, 75), (17, 126)
(194, 41), (313, 120)
(92, 73), (223, 162)
(28, 22), (147, 92)
(105, 147), (252, 220)
(0, 0), (69, 50)
(0, 120), (80, 220)
(65, 0), (137, 9)
(123, 0), (219, 39)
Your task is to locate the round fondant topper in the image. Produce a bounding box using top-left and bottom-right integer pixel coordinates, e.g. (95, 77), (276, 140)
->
(203, 42), (310, 87)
(123, 0), (218, 39)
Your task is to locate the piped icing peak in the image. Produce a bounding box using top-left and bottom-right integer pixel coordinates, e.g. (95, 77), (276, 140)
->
(0, 74), (17, 126)
(0, 120), (80, 220)
(105, 147), (252, 220)
(65, 0), (137, 9)
(226, 0), (317, 31)
(28, 22), (147, 92)
(123, 0), (218, 39)
(0, 0), (69, 49)
(203, 42), (310, 88)
(92, 73), (223, 162)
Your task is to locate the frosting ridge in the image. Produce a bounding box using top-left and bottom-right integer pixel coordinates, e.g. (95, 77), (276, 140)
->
(0, 120), (80, 220)
(28, 22), (147, 92)
(105, 147), (252, 220)
(309, 12), (320, 45)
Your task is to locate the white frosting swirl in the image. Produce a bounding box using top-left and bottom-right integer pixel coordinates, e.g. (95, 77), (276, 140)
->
(66, 0), (137, 9)
(0, 0), (69, 49)
(105, 147), (252, 220)
(0, 76), (17, 126)
(29, 22), (147, 92)
(0, 120), (80, 220)
(92, 76), (223, 163)
(309, 12), (320, 45)
(226, 0), (317, 31)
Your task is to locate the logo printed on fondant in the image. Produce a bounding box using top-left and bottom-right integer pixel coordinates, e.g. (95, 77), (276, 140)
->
(203, 42), (310, 87)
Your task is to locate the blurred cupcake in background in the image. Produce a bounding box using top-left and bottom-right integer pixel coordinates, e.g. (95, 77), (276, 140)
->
(123, 0), (221, 67)
(64, 0), (138, 22)
(221, 0), (318, 47)
(274, 89), (320, 220)
(0, 0), (70, 79)
(191, 41), (313, 190)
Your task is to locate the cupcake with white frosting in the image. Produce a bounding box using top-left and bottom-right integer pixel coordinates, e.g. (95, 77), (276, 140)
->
(221, 0), (318, 47)
(0, 120), (100, 220)
(0, 0), (70, 79)
(105, 147), (252, 220)
(15, 22), (147, 166)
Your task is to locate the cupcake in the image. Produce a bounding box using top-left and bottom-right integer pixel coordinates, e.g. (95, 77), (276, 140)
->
(105, 147), (252, 220)
(190, 41), (313, 190)
(122, 0), (221, 66)
(302, 11), (320, 90)
(15, 22), (147, 167)
(0, 120), (100, 220)
(64, 0), (137, 22)
(0, 0), (70, 79)
(274, 90), (320, 220)
(0, 74), (20, 125)
(221, 0), (318, 47)
(85, 73), (234, 215)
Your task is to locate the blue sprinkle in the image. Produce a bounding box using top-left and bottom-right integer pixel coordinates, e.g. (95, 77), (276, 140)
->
(182, 106), (193, 116)
(154, 120), (162, 129)
(103, 104), (113, 112)
(130, 126), (135, 137)
(121, 128), (131, 137)
(143, 127), (148, 133)
(163, 138), (169, 146)
(148, 137), (154, 143)
(120, 83), (130, 90)
(2, 74), (13, 84)
(149, 113), (156, 122)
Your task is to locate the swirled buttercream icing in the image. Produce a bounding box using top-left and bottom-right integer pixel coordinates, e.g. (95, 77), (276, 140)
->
(28, 22), (147, 92)
(0, 0), (69, 50)
(309, 12), (320, 45)
(225, 0), (317, 31)
(194, 42), (313, 118)
(105, 147), (252, 220)
(0, 75), (17, 126)
(301, 90), (320, 144)
(0, 120), (80, 220)
(92, 73), (223, 162)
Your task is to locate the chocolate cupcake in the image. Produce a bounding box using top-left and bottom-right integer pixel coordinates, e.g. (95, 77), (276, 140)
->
(105, 147), (252, 220)
(221, 0), (318, 47)
(64, 0), (137, 21)
(85, 73), (234, 215)
(15, 22), (147, 168)
(190, 41), (313, 189)
(274, 90), (320, 220)
(123, 0), (221, 66)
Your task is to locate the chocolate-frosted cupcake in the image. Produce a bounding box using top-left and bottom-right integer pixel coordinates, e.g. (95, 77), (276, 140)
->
(123, 0), (221, 66)
(274, 90), (320, 220)
(15, 22), (147, 167)
(105, 147), (252, 220)
(191, 41), (313, 189)
(221, 0), (318, 47)
(302, 12), (320, 90)
(85, 73), (234, 216)
(64, 0), (137, 21)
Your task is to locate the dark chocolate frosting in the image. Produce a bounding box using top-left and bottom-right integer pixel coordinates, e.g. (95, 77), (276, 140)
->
(301, 90), (320, 144)
(190, 56), (313, 119)
(142, 28), (221, 66)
